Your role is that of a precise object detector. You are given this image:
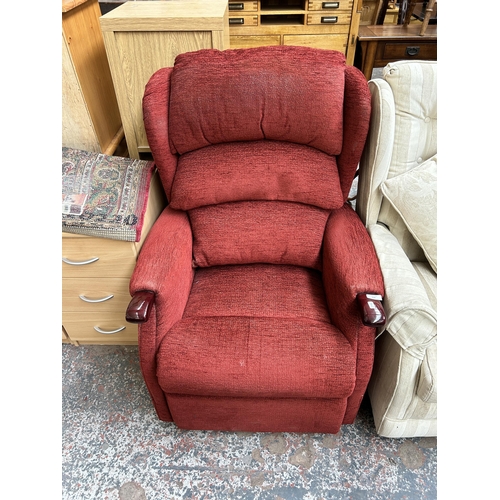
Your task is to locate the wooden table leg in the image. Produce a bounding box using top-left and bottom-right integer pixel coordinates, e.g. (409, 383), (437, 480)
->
(376, 0), (390, 24)
(362, 41), (377, 80)
(420, 0), (436, 35)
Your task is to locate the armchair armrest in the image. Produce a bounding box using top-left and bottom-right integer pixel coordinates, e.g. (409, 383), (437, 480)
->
(368, 223), (436, 359)
(127, 206), (195, 423)
(129, 205), (195, 332)
(322, 204), (385, 338)
(322, 204), (385, 425)
(126, 290), (155, 324)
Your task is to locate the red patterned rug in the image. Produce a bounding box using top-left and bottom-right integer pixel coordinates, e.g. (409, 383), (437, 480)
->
(62, 147), (155, 242)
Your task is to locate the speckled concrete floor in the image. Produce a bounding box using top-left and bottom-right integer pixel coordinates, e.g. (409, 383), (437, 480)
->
(62, 344), (437, 500)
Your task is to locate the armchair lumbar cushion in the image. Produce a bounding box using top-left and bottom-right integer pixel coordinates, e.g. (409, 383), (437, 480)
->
(356, 61), (437, 438)
(126, 46), (386, 434)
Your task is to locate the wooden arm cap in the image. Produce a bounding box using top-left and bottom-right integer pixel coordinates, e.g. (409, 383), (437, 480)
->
(357, 292), (386, 327)
(126, 291), (155, 324)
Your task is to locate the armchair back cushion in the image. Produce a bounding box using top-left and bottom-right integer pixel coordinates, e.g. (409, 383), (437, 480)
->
(160, 46), (371, 271)
(377, 62), (437, 259)
(169, 141), (344, 211)
(384, 62), (437, 178)
(189, 201), (329, 270)
(168, 47), (346, 156)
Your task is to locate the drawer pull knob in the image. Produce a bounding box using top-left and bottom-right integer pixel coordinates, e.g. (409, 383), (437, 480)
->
(322, 2), (339, 8)
(406, 46), (420, 56)
(79, 294), (114, 303)
(94, 326), (126, 335)
(62, 257), (99, 266)
(229, 2), (244, 10)
(321, 16), (338, 23)
(229, 17), (245, 24)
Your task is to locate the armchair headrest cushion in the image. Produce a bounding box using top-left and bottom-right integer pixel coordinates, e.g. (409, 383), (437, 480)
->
(384, 61), (437, 176)
(168, 46), (346, 155)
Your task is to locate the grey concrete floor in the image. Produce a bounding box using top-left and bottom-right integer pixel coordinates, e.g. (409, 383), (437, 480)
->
(62, 344), (437, 500)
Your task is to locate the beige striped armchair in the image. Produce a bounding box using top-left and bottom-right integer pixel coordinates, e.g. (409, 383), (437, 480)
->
(356, 61), (437, 438)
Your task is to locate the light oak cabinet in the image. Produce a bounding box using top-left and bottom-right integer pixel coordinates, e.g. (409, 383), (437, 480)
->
(62, 0), (123, 154)
(99, 0), (230, 159)
(227, 0), (363, 64)
(62, 171), (166, 345)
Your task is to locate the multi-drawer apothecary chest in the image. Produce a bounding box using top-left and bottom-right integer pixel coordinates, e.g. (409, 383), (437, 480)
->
(62, 169), (166, 345)
(227, 0), (363, 64)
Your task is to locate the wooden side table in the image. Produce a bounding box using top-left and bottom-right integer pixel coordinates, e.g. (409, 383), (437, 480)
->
(356, 24), (437, 79)
(62, 149), (167, 345)
(99, 0), (230, 159)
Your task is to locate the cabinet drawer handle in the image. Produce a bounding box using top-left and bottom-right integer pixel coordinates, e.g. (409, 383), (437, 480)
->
(62, 257), (99, 266)
(321, 16), (338, 23)
(229, 17), (245, 24)
(229, 2), (244, 10)
(323, 2), (339, 8)
(406, 46), (420, 56)
(79, 294), (114, 303)
(94, 326), (126, 335)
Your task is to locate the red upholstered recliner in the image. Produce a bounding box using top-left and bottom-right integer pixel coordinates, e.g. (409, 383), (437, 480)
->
(126, 46), (386, 434)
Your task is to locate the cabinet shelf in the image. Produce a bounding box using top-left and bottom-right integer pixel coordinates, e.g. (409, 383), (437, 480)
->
(261, 14), (305, 24)
(261, 0), (305, 8)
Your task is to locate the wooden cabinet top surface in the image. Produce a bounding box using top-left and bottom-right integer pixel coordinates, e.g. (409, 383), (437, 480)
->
(62, 0), (92, 13)
(100, 0), (229, 31)
(358, 24), (437, 40)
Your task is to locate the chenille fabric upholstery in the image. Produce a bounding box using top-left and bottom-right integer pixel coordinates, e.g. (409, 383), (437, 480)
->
(356, 61), (437, 437)
(129, 46), (384, 433)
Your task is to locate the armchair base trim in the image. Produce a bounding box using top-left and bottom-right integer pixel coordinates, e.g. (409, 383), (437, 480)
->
(166, 394), (347, 434)
(368, 332), (436, 438)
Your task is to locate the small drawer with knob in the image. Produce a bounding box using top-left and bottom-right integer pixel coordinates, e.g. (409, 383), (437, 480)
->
(63, 312), (138, 344)
(228, 15), (258, 26)
(228, 1), (258, 12)
(307, 0), (353, 11)
(62, 234), (137, 279)
(382, 41), (437, 60)
(62, 277), (132, 312)
(307, 12), (352, 25)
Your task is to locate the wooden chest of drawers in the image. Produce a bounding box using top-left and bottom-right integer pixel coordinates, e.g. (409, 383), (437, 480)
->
(62, 170), (166, 345)
(228, 0), (363, 65)
(356, 24), (437, 79)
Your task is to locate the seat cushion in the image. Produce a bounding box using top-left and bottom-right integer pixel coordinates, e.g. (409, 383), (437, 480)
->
(168, 46), (346, 155)
(157, 264), (356, 399)
(169, 140), (344, 211)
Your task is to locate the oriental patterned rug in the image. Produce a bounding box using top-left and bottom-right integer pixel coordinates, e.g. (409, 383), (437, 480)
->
(62, 147), (155, 242)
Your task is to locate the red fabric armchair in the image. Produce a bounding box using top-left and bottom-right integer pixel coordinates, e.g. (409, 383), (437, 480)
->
(126, 46), (385, 434)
